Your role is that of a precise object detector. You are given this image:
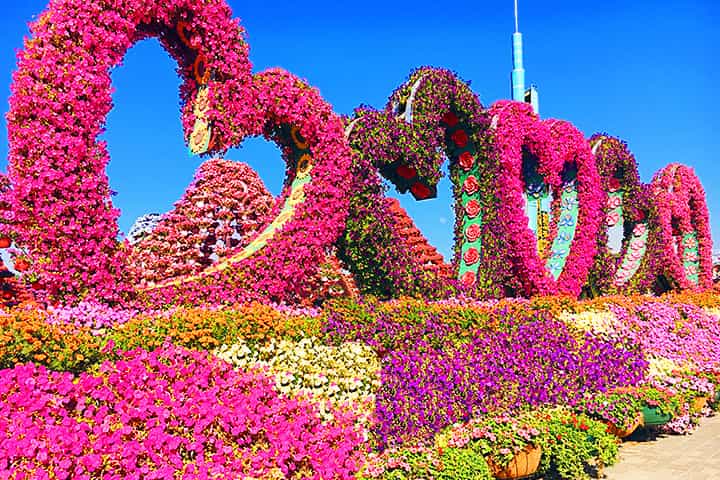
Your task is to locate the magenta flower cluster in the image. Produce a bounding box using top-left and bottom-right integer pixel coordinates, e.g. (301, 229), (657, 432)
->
(4, 0), (255, 302)
(650, 164), (714, 290)
(586, 134), (656, 294)
(611, 301), (720, 369)
(46, 301), (137, 332)
(0, 344), (365, 479)
(485, 101), (603, 297)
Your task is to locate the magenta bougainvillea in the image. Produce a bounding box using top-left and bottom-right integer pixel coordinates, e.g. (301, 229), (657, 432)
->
(128, 158), (274, 284)
(5, 0), (256, 302)
(650, 164), (713, 291)
(484, 101), (603, 297)
(139, 69), (355, 306)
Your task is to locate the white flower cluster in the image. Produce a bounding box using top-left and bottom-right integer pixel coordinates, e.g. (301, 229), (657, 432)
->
(559, 309), (619, 334)
(647, 356), (683, 379)
(214, 337), (381, 413)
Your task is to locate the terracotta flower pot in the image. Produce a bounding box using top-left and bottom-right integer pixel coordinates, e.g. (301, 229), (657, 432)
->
(488, 445), (542, 479)
(607, 412), (643, 438)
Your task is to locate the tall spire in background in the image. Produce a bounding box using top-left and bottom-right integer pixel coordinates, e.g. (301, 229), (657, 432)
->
(511, 0), (525, 102)
(511, 1), (539, 114)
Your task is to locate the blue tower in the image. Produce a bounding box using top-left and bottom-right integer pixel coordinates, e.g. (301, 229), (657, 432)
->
(511, 0), (539, 114)
(511, 0), (525, 102)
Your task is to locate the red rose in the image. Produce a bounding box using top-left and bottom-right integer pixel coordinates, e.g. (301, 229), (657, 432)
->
(607, 195), (622, 209)
(464, 199), (481, 218)
(458, 151), (475, 171)
(605, 211), (620, 227)
(465, 223), (481, 242)
(396, 164), (417, 180)
(451, 130), (469, 148)
(442, 111), (459, 127)
(463, 247), (480, 265)
(460, 270), (476, 287)
(410, 182), (432, 200)
(0, 237), (10, 249)
(463, 175), (479, 195)
(608, 177), (621, 192)
(13, 259), (29, 272)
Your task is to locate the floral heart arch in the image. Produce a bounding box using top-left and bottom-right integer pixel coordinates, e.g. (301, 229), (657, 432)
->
(651, 164), (713, 291)
(586, 134), (656, 294)
(3, 0), (354, 304)
(343, 71), (604, 299)
(1, 2), (714, 305)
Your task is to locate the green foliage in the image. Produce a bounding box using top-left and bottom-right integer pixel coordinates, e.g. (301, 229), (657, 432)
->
(534, 408), (619, 480)
(358, 445), (493, 480)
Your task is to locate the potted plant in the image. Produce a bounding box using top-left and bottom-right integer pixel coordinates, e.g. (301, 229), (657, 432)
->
(358, 443), (494, 479)
(436, 412), (544, 479)
(532, 407), (619, 480)
(662, 370), (716, 413)
(576, 390), (644, 438)
(695, 369), (720, 407)
(639, 386), (682, 425)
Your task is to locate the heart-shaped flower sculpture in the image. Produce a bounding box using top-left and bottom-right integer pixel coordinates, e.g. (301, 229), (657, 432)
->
(586, 134), (656, 294)
(5, 1), (355, 305)
(485, 100), (603, 297)
(344, 67), (501, 297)
(650, 164), (713, 291)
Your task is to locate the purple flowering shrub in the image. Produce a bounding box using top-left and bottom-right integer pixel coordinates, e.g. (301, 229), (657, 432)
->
(0, 344), (366, 479)
(373, 320), (647, 446)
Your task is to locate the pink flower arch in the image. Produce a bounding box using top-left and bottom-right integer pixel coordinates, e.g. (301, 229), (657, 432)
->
(139, 69), (354, 306)
(5, 1), (354, 305)
(487, 101), (603, 297)
(5, 0), (256, 302)
(650, 163), (713, 291)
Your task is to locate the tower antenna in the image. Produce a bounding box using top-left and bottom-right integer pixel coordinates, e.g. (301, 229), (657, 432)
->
(511, 0), (525, 101)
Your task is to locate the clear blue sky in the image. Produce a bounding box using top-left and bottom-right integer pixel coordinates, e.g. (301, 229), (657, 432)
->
(0, 0), (717, 261)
